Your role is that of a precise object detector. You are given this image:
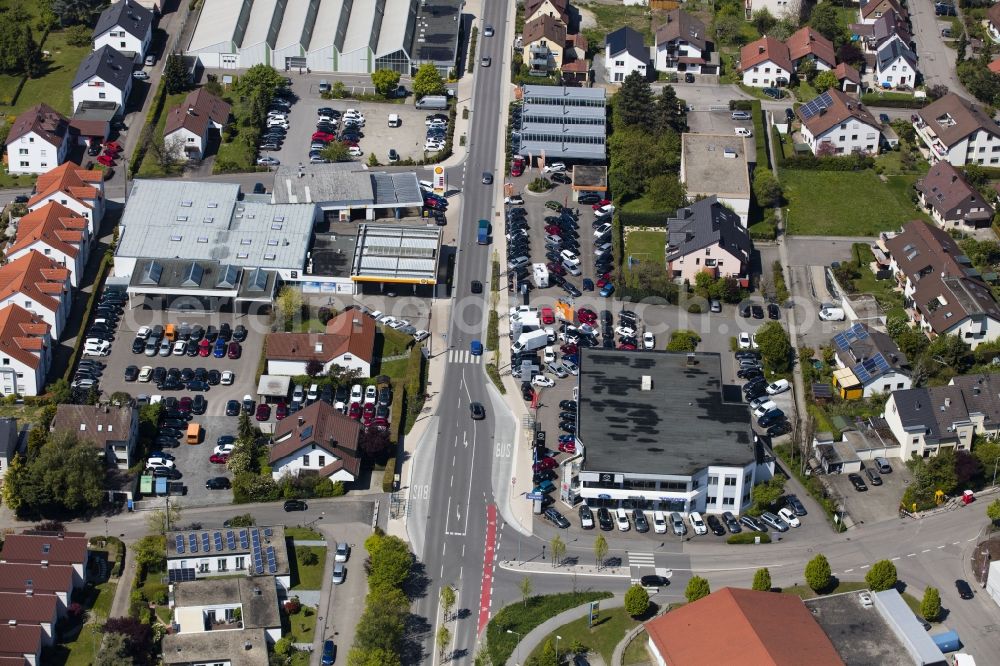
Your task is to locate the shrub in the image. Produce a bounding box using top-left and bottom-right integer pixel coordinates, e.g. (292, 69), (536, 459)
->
(527, 177), (552, 193)
(805, 554), (832, 592)
(727, 532), (772, 544)
(685, 576), (711, 602)
(865, 559), (897, 592)
(752, 567), (772, 591)
(382, 457), (396, 492)
(624, 584), (650, 617)
(296, 547), (319, 567)
(143, 582), (168, 605)
(921, 586), (941, 622)
(284, 597), (302, 615)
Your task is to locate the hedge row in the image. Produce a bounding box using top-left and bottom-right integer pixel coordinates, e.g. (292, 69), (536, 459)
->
(727, 532), (772, 544)
(618, 211), (668, 227)
(779, 153), (874, 171)
(467, 26), (479, 74)
(860, 93), (927, 109)
(382, 457), (396, 492)
(751, 100), (769, 169)
(130, 75), (170, 176)
(63, 251), (113, 383)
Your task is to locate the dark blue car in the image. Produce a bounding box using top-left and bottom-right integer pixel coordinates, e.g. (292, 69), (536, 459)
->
(322, 640), (336, 665)
(213, 338), (226, 358)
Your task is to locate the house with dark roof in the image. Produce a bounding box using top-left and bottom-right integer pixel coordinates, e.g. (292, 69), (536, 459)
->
(92, 0), (153, 62)
(665, 197), (751, 286)
(5, 203), (91, 288)
(739, 36), (792, 88)
(524, 0), (568, 28)
(913, 93), (1000, 166)
(785, 26), (835, 71)
(3, 104), (72, 175)
(51, 404), (139, 470)
(916, 162), (995, 230)
(796, 89), (882, 156)
(1, 531), (90, 589)
(0, 623), (43, 664)
(645, 588), (845, 666)
(521, 15), (566, 75)
(265, 310), (375, 377)
(71, 45), (134, 115)
(0, 591), (59, 647)
(0, 251), (72, 340)
(163, 88), (231, 160)
(605, 26), (648, 83)
(27, 163), (105, 237)
(859, 11), (912, 54)
(884, 220), (1000, 348)
(830, 322), (910, 399)
(884, 373), (1000, 458)
(860, 0), (908, 24)
(654, 10), (710, 74)
(0, 418), (20, 482)
(269, 400), (362, 483)
(0, 305), (51, 397)
(875, 38), (918, 89)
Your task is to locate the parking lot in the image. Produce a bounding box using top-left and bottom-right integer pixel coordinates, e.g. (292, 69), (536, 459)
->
(826, 462), (914, 526)
(263, 76), (446, 168)
(686, 109), (758, 157)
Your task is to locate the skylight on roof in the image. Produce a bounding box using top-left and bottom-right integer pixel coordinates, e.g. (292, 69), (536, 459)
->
(237, 252), (249, 259)
(176, 215), (188, 222)
(264, 253), (276, 260)
(267, 239), (278, 246)
(271, 223), (283, 230)
(207, 202), (218, 208)
(170, 235), (182, 241)
(197, 236), (208, 243)
(180, 201), (192, 207)
(241, 239), (251, 245)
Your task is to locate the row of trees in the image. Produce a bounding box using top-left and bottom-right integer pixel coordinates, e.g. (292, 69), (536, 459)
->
(349, 529), (414, 665)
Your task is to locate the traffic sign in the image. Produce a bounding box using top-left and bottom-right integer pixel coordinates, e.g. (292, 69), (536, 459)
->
(526, 493), (544, 501)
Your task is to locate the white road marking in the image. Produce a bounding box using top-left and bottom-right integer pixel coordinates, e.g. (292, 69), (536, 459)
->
(937, 545), (946, 549)
(967, 537), (976, 542)
(860, 565), (870, 569)
(844, 568), (854, 573)
(954, 542), (961, 545)
(922, 549), (931, 553)
(907, 553), (916, 557)
(891, 557), (901, 561)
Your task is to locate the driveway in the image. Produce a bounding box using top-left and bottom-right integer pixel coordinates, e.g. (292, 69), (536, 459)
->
(908, 0), (969, 97)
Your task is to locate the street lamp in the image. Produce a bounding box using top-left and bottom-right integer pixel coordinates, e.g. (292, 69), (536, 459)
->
(506, 629), (522, 665)
(555, 635), (563, 661)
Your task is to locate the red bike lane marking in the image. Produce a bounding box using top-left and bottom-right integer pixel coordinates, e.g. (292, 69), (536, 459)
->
(477, 503), (498, 634)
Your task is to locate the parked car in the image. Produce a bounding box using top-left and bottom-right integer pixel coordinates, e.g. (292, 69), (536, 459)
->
(848, 473), (868, 492)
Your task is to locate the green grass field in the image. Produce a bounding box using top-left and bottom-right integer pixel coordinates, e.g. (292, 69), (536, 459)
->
(783, 170), (927, 236)
(291, 546), (327, 590)
(137, 90), (190, 177)
(8, 31), (92, 115)
(526, 606), (647, 665)
(625, 230), (665, 267)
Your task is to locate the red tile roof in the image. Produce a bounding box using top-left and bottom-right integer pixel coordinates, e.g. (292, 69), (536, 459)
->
(164, 88), (231, 139)
(270, 401), (361, 479)
(861, 0), (907, 21)
(0, 251), (69, 315)
(989, 58), (1000, 74)
(1, 532), (88, 567)
(0, 563), (73, 595)
(833, 62), (861, 84)
(786, 27), (836, 68)
(523, 15), (566, 48)
(0, 592), (59, 625)
(28, 163), (103, 210)
(4, 104), (69, 148)
(797, 88), (880, 137)
(525, 0), (568, 25)
(266, 310), (375, 365)
(740, 36), (793, 74)
(645, 588), (844, 666)
(0, 624), (42, 657)
(6, 202), (87, 260)
(0, 305), (50, 370)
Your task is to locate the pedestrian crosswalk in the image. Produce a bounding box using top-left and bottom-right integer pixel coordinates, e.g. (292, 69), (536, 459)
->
(445, 349), (483, 364)
(628, 551), (656, 584)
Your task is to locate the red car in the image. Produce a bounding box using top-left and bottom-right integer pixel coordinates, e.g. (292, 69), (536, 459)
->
(544, 225), (562, 235)
(577, 308), (597, 324)
(255, 403), (271, 421)
(540, 307), (555, 325)
(560, 343), (578, 356)
(227, 341), (241, 359)
(348, 402), (362, 420)
(546, 262), (566, 276)
(105, 141), (122, 154)
(619, 343), (637, 351)
(312, 131), (336, 142)
(532, 456), (557, 473)
(198, 339), (211, 357)
(511, 158), (524, 177)
(591, 199), (612, 210)
(209, 453), (229, 464)
(363, 402), (376, 419)
(372, 417), (389, 432)
(424, 198), (446, 209)
(97, 154), (115, 167)
(178, 397), (192, 413)
(597, 276), (610, 288)
(558, 441), (576, 453)
(275, 401), (288, 420)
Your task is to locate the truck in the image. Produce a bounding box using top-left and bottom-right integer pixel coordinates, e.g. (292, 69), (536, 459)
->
(532, 263), (549, 289)
(416, 95), (449, 110)
(511, 329), (548, 354)
(477, 219), (489, 245)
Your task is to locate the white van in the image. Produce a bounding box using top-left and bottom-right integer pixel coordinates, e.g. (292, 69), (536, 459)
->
(387, 113), (401, 127)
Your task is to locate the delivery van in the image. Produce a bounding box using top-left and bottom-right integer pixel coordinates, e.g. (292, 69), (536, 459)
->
(186, 422), (201, 445)
(164, 323), (176, 342)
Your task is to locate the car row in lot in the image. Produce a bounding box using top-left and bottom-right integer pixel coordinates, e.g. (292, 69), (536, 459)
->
(257, 85), (295, 161)
(77, 290), (129, 393)
(132, 364), (236, 392)
(424, 113), (449, 153)
(739, 351), (792, 436)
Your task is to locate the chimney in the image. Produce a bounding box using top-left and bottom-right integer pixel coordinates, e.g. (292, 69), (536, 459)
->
(254, 587), (261, 596)
(758, 46), (765, 54)
(58, 533), (64, 540)
(7, 619), (15, 627)
(297, 416), (304, 427)
(24, 589), (32, 597)
(686, 353), (697, 366)
(245, 641), (253, 650)
(952, 175), (958, 183)
(945, 397), (952, 407)
(186, 107), (196, 116)
(41, 561), (48, 567)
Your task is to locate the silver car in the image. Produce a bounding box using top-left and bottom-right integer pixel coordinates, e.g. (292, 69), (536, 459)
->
(759, 511), (789, 532)
(670, 512), (687, 536)
(332, 562), (346, 584)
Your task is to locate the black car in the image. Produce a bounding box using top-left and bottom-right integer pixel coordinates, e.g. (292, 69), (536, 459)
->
(640, 574), (670, 588)
(706, 514), (726, 536)
(723, 511), (741, 533)
(848, 473), (868, 492)
(179, 368), (195, 382)
(225, 400), (241, 416)
(470, 402), (486, 420)
(123, 365), (140, 381)
(784, 494), (807, 516)
(740, 303), (752, 318)
(558, 421), (576, 433)
(544, 507), (571, 528)
(578, 193), (601, 204)
(162, 410), (190, 422)
(206, 477), (231, 490)
(633, 509), (649, 533)
(740, 515), (765, 532)
(520, 382), (534, 401)
(283, 499), (308, 511)
(597, 507), (614, 531)
(751, 305), (765, 319)
(185, 343), (199, 357)
(758, 411), (785, 428)
(150, 467), (181, 479)
(550, 172), (571, 184)
(131, 337), (145, 354)
(579, 504), (594, 529)
(233, 325), (248, 342)
(189, 325), (204, 341)
(187, 380), (209, 392)
(320, 385), (334, 404)
(154, 436), (180, 448)
(158, 379), (182, 391)
(191, 395), (207, 415)
(204, 325), (218, 342)
(768, 303), (780, 320)
(956, 579), (974, 599)
(471, 280), (483, 294)
(219, 323), (232, 341)
(738, 368), (763, 380)
(735, 350), (761, 361)
(559, 400), (577, 411)
(207, 369), (221, 385)
(152, 367), (167, 384)
(767, 422), (792, 437)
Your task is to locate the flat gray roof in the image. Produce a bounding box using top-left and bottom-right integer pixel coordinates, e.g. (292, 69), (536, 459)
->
(311, 224), (359, 277)
(272, 164), (423, 209)
(577, 350), (754, 476)
(351, 224), (441, 284)
(117, 180), (315, 271)
(173, 577), (280, 629)
(410, 0), (461, 68)
(522, 85), (607, 104)
(163, 628), (269, 666)
(517, 86), (607, 161)
(681, 133), (751, 199)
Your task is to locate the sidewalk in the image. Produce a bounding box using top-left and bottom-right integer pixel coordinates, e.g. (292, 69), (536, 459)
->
(496, 559), (630, 579)
(108, 546), (136, 619)
(510, 592), (625, 665)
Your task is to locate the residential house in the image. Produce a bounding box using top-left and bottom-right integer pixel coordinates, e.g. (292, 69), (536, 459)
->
(0, 531), (90, 589)
(0, 624), (42, 665)
(884, 220), (1000, 348)
(654, 10), (710, 74)
(524, 0), (568, 28)
(785, 26), (835, 71)
(0, 592), (59, 647)
(989, 4), (1000, 43)
(265, 310), (375, 377)
(859, 0), (907, 24)
(796, 89), (882, 156)
(644, 588), (845, 666)
(665, 197), (751, 286)
(163, 88), (231, 160)
(166, 525), (290, 590)
(163, 629), (270, 666)
(830, 322), (910, 399)
(51, 404), (139, 470)
(0, 305), (51, 397)
(171, 577), (281, 644)
(875, 38), (917, 89)
(912, 93), (1000, 166)
(3, 104), (72, 175)
(0, 563), (74, 611)
(71, 45), (134, 116)
(814, 426), (899, 473)
(869, 12), (912, 53)
(27, 163), (105, 237)
(7, 202), (91, 287)
(521, 15), (566, 75)
(916, 161), (995, 230)
(833, 62), (862, 93)
(0, 418), (19, 481)
(268, 401), (362, 483)
(561, 33), (590, 84)
(0, 251), (72, 340)
(743, 0), (803, 22)
(884, 374), (1000, 459)
(604, 27), (648, 82)
(738, 36), (792, 88)
(92, 0), (153, 62)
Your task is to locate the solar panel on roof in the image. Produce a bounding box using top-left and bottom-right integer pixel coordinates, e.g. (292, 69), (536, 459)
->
(168, 568), (196, 583)
(264, 528), (273, 537)
(201, 533), (210, 552)
(175, 535), (185, 554)
(189, 534), (198, 553)
(240, 530), (249, 548)
(299, 425), (314, 440)
(227, 531), (236, 550)
(798, 91), (833, 121)
(214, 533), (223, 551)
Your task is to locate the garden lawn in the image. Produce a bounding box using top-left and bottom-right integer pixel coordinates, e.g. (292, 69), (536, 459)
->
(526, 606), (645, 665)
(622, 630), (653, 665)
(782, 580), (868, 599)
(59, 575), (119, 666)
(137, 90), (190, 177)
(286, 605), (318, 643)
(9, 31), (92, 115)
(782, 170), (927, 236)
(579, 2), (655, 46)
(291, 546), (327, 590)
(625, 230), (665, 267)
(285, 526), (325, 541)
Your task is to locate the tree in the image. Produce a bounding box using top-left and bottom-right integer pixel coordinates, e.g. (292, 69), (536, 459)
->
(614, 71), (654, 130)
(594, 535), (609, 569)
(796, 58), (817, 83)
(667, 329), (701, 352)
(359, 429), (393, 464)
(646, 173), (687, 211)
(750, 477), (785, 516)
(51, 0), (106, 26)
(364, 533), (412, 591)
(685, 576), (711, 602)
(812, 70), (838, 92)
(1, 453), (27, 513)
(805, 554), (832, 592)
(921, 586), (942, 622)
(94, 631), (131, 666)
(653, 86), (688, 134)
(7, 431), (105, 516)
(809, 3), (846, 43)
(534, 640), (560, 666)
(753, 169), (783, 208)
(550, 535), (566, 567)
(436, 625), (451, 659)
(518, 575), (533, 606)
(925, 334), (972, 373)
(751, 8), (776, 34)
(413, 63), (446, 97)
(296, 546), (319, 566)
(234, 64), (285, 99)
(147, 504), (181, 535)
(440, 585), (456, 621)
(103, 616), (152, 664)
(304, 359), (325, 377)
(65, 23), (92, 46)
(954, 450), (983, 487)
(321, 141), (353, 162)
(237, 411), (257, 443)
(0, 15), (38, 76)
(371, 69), (402, 97)
(837, 43), (865, 67)
(752, 567), (772, 591)
(988, 499), (1000, 524)
(163, 54), (191, 95)
(275, 286), (304, 327)
(755, 321), (792, 374)
(866, 559), (897, 592)
(715, 14), (745, 46)
(624, 584), (650, 616)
